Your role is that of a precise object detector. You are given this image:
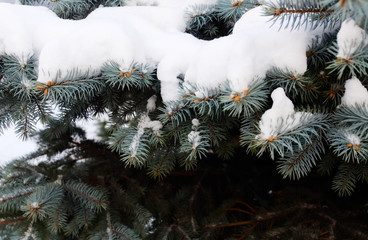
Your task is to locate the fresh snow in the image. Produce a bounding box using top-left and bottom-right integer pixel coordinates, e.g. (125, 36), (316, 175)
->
(129, 114), (162, 158)
(138, 115), (162, 134)
(146, 95), (157, 112)
(345, 133), (361, 145)
(0, 2), (326, 102)
(188, 131), (201, 148)
(191, 118), (200, 127)
(337, 19), (368, 59)
(0, 0), (350, 161)
(0, 0), (16, 3)
(188, 118), (201, 149)
(341, 77), (368, 107)
(125, 0), (218, 8)
(22, 226), (36, 240)
(257, 88), (308, 140)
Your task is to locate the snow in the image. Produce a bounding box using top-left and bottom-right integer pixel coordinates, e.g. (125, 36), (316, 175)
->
(38, 20), (139, 83)
(129, 114), (162, 157)
(55, 175), (63, 185)
(140, 116), (162, 134)
(230, 7), (309, 91)
(0, 2), (326, 102)
(0, 0), (341, 160)
(346, 133), (361, 145)
(124, 0), (158, 5)
(191, 118), (200, 127)
(0, 3), (57, 63)
(0, 0), (17, 3)
(129, 128), (145, 158)
(257, 88), (307, 140)
(88, 6), (187, 33)
(22, 226), (35, 240)
(188, 131), (201, 148)
(340, 77), (368, 107)
(188, 118), (201, 148)
(125, 0), (217, 9)
(185, 5), (319, 96)
(337, 19), (368, 59)
(146, 95), (157, 112)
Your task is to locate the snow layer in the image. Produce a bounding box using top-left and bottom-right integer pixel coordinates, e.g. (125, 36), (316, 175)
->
(125, 0), (217, 9)
(257, 88), (307, 140)
(337, 19), (368, 59)
(0, 4), (57, 63)
(0, 2), (325, 102)
(0, 0), (17, 3)
(341, 77), (368, 107)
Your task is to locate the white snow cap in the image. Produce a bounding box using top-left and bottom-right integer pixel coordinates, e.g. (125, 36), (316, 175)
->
(346, 133), (361, 145)
(146, 95), (157, 112)
(0, 2), (326, 102)
(191, 118), (200, 127)
(188, 117), (201, 148)
(257, 88), (307, 139)
(138, 114), (162, 134)
(188, 131), (201, 148)
(185, 6), (313, 95)
(341, 77), (368, 107)
(0, 3), (57, 63)
(337, 19), (368, 59)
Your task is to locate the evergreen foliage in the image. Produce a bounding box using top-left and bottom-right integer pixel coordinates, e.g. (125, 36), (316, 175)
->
(0, 0), (368, 239)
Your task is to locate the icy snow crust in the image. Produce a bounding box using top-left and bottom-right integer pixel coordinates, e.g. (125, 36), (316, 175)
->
(0, 2), (324, 102)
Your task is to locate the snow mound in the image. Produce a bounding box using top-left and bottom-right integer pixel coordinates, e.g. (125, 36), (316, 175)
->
(257, 88), (307, 140)
(341, 77), (368, 107)
(337, 19), (368, 59)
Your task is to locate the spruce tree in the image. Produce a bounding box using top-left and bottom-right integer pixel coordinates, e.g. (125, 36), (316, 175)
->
(0, 0), (368, 239)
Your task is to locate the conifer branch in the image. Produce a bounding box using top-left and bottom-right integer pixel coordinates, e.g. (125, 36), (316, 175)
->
(32, 97), (47, 121)
(63, 186), (102, 206)
(269, 7), (334, 16)
(0, 216), (27, 225)
(83, 207), (88, 227)
(0, 191), (33, 203)
(56, 206), (60, 229)
(175, 225), (191, 240)
(1, 1), (367, 238)
(111, 229), (132, 240)
(113, 198), (150, 224)
(189, 174), (206, 234)
(264, 0), (337, 30)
